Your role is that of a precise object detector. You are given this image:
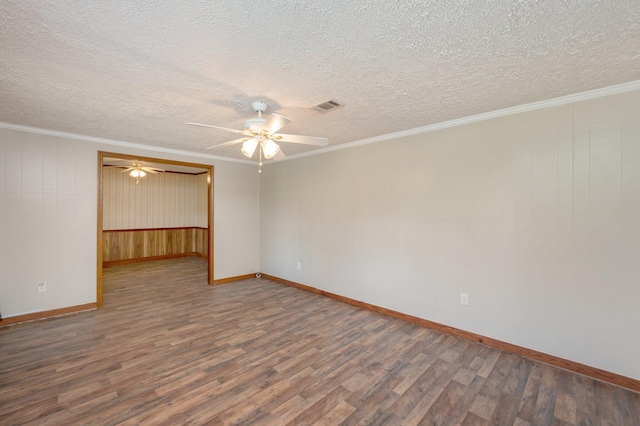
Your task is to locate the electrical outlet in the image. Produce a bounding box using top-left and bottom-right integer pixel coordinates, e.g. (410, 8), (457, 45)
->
(37, 282), (47, 292)
(460, 293), (469, 305)
(296, 262), (302, 270)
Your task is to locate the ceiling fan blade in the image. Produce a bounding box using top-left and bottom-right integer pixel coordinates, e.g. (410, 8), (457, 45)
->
(142, 166), (165, 172)
(261, 113), (291, 135)
(206, 138), (247, 150)
(275, 133), (329, 147)
(187, 122), (242, 134)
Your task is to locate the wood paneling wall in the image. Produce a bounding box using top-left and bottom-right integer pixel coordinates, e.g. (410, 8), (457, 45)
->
(103, 227), (207, 265)
(102, 167), (209, 266)
(195, 173), (208, 228)
(103, 167), (207, 230)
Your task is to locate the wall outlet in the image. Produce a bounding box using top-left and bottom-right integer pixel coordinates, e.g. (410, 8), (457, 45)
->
(37, 282), (47, 292)
(460, 292), (469, 305)
(296, 262), (302, 270)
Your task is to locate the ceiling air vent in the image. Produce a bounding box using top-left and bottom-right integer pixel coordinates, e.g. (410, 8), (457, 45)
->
(312, 99), (343, 113)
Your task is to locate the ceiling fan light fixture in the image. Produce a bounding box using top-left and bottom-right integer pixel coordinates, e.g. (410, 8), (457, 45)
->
(129, 169), (146, 178)
(187, 101), (328, 172)
(241, 138), (258, 158)
(262, 139), (279, 159)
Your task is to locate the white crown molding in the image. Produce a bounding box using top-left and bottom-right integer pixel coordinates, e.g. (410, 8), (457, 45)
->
(0, 122), (256, 165)
(278, 79), (640, 163)
(3, 80), (639, 167)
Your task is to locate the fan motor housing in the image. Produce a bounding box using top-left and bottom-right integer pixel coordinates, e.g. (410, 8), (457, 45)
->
(243, 117), (265, 132)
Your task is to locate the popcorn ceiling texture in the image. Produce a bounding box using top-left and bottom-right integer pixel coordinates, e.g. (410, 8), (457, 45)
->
(1, 1), (639, 159)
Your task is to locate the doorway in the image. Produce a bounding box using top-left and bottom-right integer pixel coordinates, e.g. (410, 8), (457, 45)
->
(97, 151), (214, 307)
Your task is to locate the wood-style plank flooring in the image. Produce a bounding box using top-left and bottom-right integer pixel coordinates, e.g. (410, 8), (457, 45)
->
(1, 257), (639, 425)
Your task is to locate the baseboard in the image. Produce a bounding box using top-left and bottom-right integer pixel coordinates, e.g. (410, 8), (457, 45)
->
(0, 303), (97, 327)
(261, 274), (640, 393)
(103, 252), (200, 267)
(212, 273), (257, 286)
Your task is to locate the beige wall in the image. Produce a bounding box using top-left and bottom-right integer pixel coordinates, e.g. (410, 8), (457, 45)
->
(103, 167), (207, 230)
(259, 88), (640, 380)
(0, 130), (96, 317)
(0, 129), (260, 318)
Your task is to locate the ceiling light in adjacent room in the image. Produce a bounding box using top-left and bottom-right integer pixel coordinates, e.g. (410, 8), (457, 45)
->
(129, 169), (146, 178)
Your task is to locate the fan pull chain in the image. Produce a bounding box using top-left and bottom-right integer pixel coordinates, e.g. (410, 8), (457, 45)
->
(258, 145), (263, 173)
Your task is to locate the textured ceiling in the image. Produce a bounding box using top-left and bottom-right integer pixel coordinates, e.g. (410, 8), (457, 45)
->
(1, 1), (639, 161)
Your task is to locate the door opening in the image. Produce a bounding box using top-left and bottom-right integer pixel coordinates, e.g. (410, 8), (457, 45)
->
(97, 151), (214, 307)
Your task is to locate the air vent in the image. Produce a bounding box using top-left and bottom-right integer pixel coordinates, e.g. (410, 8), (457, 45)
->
(312, 99), (343, 113)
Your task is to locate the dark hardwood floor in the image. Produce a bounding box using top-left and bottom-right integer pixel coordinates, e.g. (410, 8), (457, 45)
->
(1, 257), (639, 425)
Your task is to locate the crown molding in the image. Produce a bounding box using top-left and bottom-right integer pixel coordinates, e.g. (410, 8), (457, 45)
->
(3, 80), (639, 166)
(0, 122), (255, 165)
(279, 79), (640, 163)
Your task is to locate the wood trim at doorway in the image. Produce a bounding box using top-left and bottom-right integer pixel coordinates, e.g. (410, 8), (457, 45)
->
(97, 151), (215, 307)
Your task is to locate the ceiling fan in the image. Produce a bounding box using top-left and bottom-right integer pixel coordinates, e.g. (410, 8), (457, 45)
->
(187, 101), (329, 172)
(105, 162), (165, 184)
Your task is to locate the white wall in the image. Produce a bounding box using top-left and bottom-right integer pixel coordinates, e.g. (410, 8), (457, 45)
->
(0, 130), (96, 318)
(213, 160), (261, 278)
(103, 167), (207, 230)
(0, 127), (260, 318)
(260, 89), (640, 380)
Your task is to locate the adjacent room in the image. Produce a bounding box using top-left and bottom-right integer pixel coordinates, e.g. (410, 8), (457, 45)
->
(1, 1), (640, 424)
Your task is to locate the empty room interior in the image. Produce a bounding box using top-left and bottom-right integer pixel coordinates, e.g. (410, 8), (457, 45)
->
(1, 1), (640, 424)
